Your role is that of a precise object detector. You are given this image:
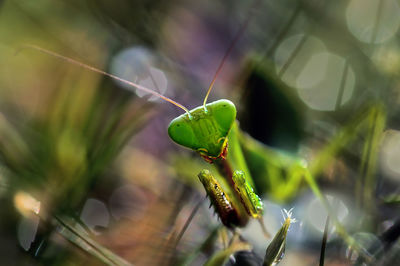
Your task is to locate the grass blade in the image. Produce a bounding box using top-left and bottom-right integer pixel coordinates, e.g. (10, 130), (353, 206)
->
(319, 215), (330, 266)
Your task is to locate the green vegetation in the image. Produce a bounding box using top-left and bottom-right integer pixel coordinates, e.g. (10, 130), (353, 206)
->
(0, 0), (399, 265)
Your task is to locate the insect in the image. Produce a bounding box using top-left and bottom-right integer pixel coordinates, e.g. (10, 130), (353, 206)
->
(21, 2), (387, 264)
(22, 0), (268, 236)
(23, 17), (385, 232)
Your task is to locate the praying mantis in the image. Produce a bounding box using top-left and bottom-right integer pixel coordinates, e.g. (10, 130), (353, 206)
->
(20, 2), (389, 265)
(24, 42), (386, 262)
(22, 0), (270, 237)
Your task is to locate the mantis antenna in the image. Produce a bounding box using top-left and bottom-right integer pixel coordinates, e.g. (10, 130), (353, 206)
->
(21, 44), (191, 115)
(202, 0), (261, 110)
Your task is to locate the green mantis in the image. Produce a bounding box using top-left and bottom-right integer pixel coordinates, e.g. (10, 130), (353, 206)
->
(24, 43), (266, 230)
(23, 0), (270, 237)
(167, 90), (268, 233)
(23, 7), (389, 263)
(165, 75), (269, 233)
(15, 0), (399, 264)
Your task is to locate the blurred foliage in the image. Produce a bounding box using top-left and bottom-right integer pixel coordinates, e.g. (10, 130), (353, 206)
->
(0, 0), (399, 265)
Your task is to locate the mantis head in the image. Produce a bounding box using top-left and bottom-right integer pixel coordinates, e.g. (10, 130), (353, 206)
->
(168, 99), (236, 163)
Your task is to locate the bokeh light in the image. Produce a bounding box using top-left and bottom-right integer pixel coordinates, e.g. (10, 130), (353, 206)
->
(17, 216), (39, 251)
(345, 232), (383, 263)
(274, 34), (355, 110)
(296, 52), (355, 111)
(306, 194), (349, 233)
(380, 129), (400, 181)
(274, 34), (327, 88)
(110, 46), (168, 102)
(109, 185), (148, 221)
(14, 192), (41, 217)
(80, 198), (110, 234)
(346, 0), (400, 44)
(372, 43), (400, 75)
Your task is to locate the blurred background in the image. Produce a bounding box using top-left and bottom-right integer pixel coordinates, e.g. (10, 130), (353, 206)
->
(0, 0), (400, 265)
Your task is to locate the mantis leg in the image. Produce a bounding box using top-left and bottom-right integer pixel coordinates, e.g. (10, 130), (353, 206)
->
(238, 104), (386, 262)
(238, 103), (386, 206)
(268, 162), (309, 202)
(307, 104), (386, 210)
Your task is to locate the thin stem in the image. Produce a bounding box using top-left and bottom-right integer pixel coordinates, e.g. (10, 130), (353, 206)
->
(371, 0), (385, 44)
(335, 60), (349, 111)
(173, 197), (207, 250)
(319, 215), (330, 266)
(278, 34), (308, 77)
(203, 0), (262, 108)
(266, 4), (301, 57)
(53, 215), (120, 265)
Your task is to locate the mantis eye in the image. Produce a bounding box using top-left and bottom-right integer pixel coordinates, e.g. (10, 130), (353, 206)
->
(218, 137), (226, 144)
(210, 99), (236, 134)
(168, 118), (199, 150)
